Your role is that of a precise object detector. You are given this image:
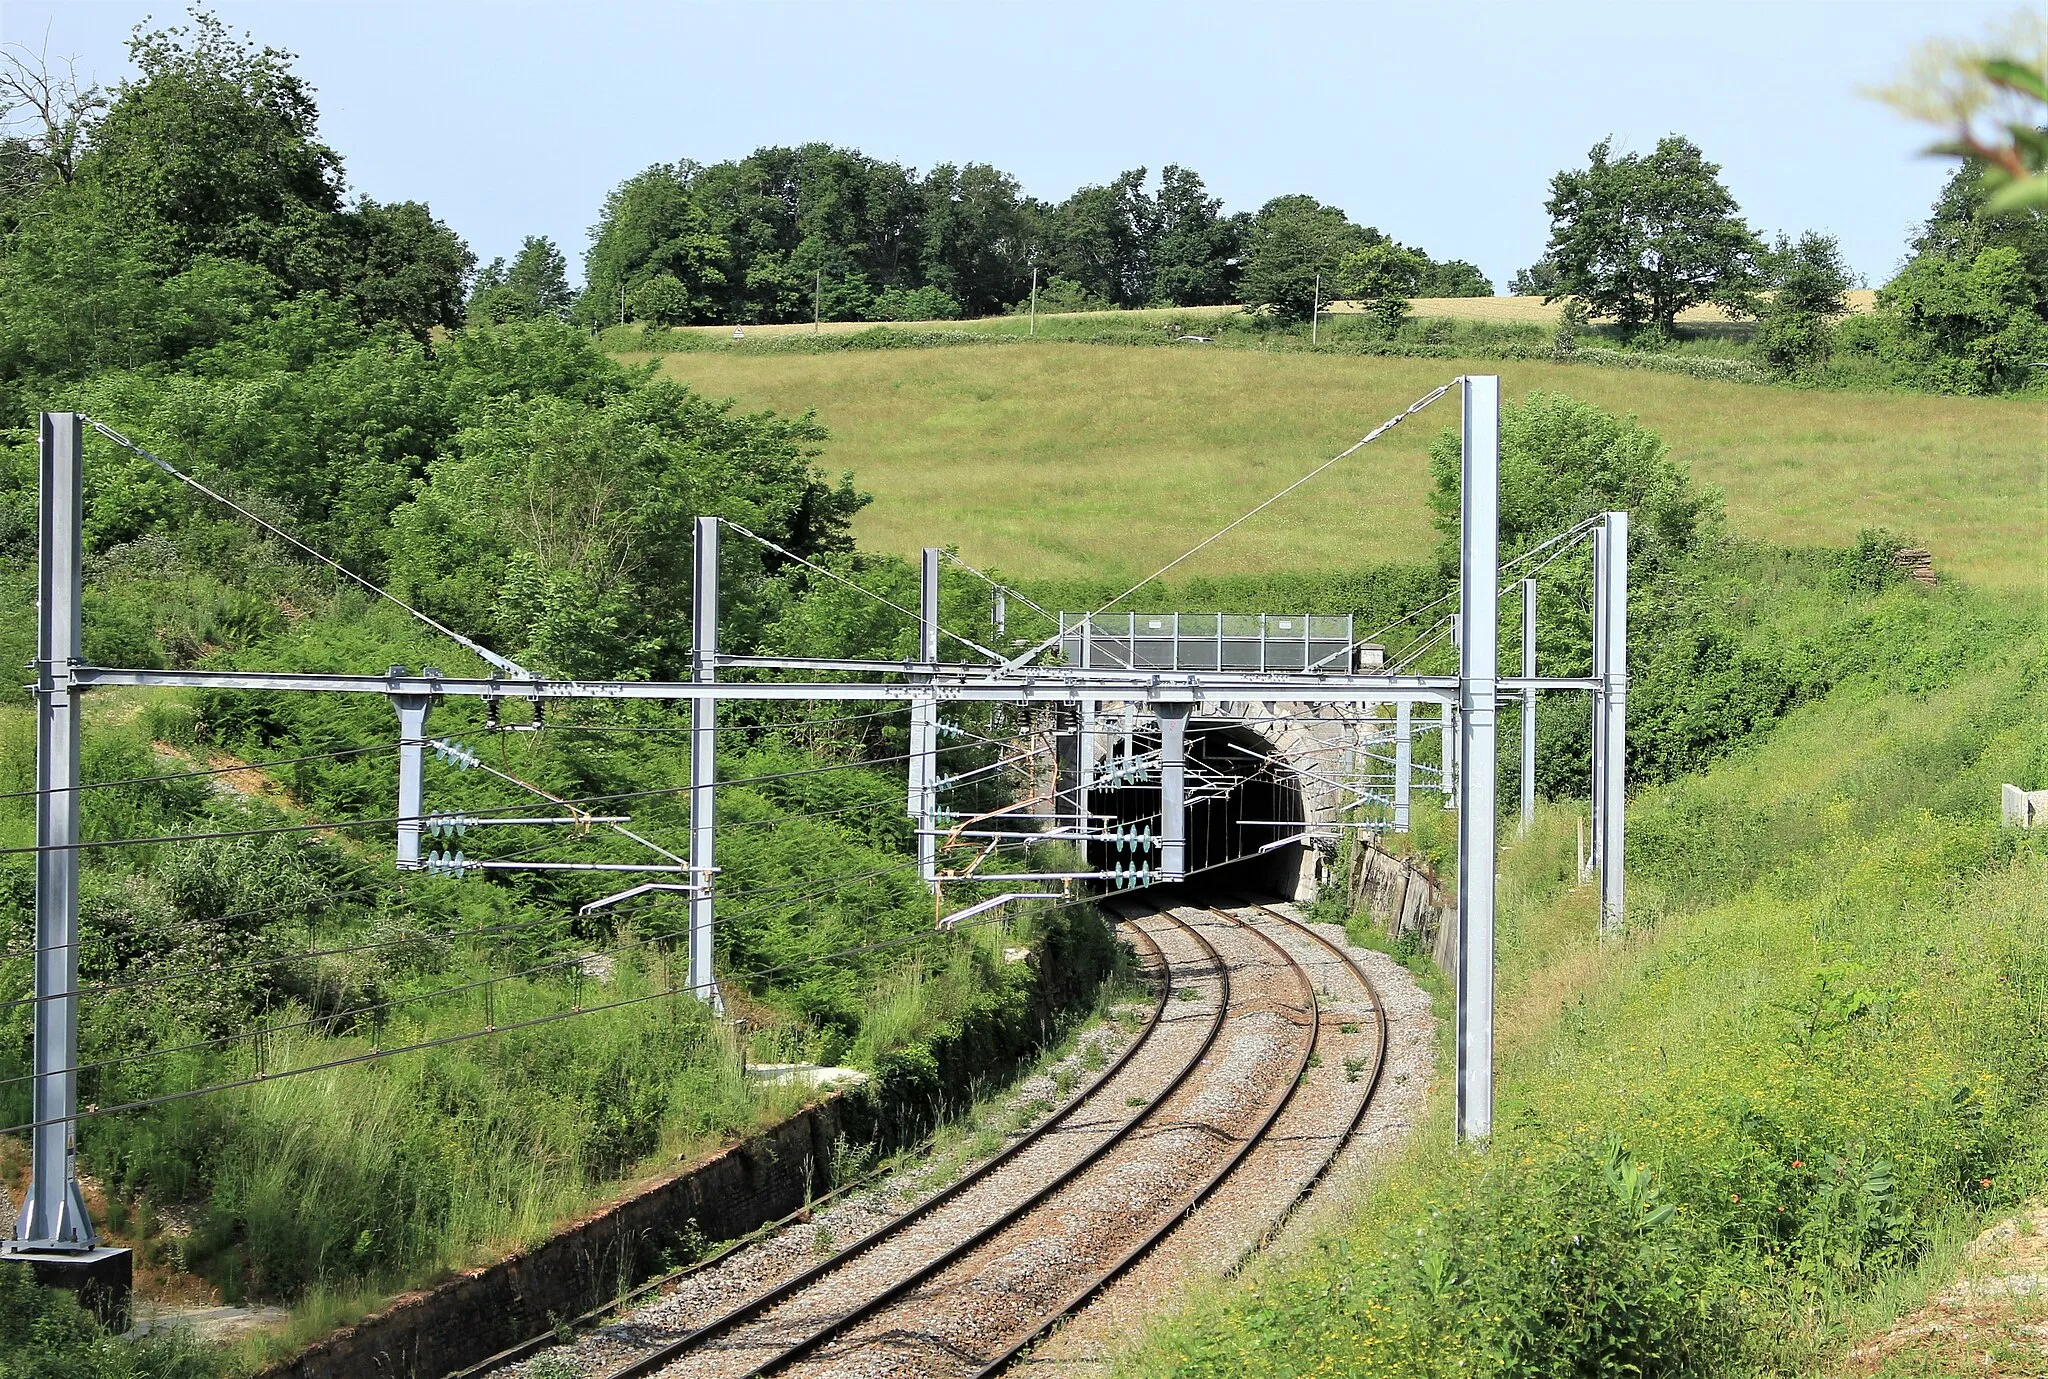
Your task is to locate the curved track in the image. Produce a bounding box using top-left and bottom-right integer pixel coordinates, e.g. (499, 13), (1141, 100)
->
(559, 898), (1392, 1379)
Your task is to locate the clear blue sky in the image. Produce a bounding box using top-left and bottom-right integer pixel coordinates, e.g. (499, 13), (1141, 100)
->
(4, 1), (2019, 293)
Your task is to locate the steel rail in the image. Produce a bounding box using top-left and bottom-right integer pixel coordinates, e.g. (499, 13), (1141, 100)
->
(715, 905), (1252, 1379)
(595, 909), (1198, 1379)
(1210, 897), (1390, 1272)
(451, 922), (1175, 1379)
(956, 901), (1323, 1379)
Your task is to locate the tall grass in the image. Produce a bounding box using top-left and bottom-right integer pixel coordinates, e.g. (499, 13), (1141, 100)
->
(635, 344), (2044, 591)
(1114, 578), (2047, 1377)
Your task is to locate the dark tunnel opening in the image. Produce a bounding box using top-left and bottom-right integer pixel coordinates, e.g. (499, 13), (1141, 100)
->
(1083, 719), (1308, 902)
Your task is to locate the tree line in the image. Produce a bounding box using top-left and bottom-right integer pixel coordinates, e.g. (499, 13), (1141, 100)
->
(477, 148), (1492, 330)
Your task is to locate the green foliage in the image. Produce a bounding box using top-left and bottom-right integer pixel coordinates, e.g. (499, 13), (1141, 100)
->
(865, 284), (961, 322)
(1837, 165), (2048, 396)
(468, 236), (573, 324)
(1865, 243), (2048, 394)
(386, 374), (859, 677)
(1543, 136), (1766, 334)
(1239, 195), (1377, 322)
(0, 1265), (217, 1378)
(1754, 232), (1854, 377)
(1414, 258), (1493, 298)
(1338, 242), (1428, 332)
(1426, 390), (1724, 575)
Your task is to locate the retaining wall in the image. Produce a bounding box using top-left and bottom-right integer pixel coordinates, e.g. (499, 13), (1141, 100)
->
(1346, 837), (1457, 984)
(258, 1095), (853, 1379)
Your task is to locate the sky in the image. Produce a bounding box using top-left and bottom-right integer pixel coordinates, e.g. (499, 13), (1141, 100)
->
(2, 1), (2021, 293)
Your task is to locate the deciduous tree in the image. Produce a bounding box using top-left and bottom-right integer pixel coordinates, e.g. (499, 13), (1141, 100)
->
(1542, 136), (1764, 334)
(1240, 195), (1375, 321)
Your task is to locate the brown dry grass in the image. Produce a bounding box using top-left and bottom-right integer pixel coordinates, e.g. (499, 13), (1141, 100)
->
(642, 344), (2045, 590)
(667, 292), (1879, 336)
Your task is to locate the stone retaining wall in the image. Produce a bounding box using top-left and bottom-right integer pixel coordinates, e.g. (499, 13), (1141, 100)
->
(1346, 837), (1457, 984)
(258, 1096), (853, 1379)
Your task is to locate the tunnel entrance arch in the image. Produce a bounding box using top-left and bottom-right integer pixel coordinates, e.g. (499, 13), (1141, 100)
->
(1080, 715), (1311, 899)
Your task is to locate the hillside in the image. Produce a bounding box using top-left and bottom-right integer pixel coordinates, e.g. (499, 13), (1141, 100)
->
(636, 343), (2043, 590)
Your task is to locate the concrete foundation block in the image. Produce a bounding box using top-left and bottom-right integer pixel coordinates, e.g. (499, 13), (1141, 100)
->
(3, 1246), (132, 1332)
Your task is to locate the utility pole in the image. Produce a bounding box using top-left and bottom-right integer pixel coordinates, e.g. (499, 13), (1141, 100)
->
(1519, 577), (1537, 834)
(9, 413), (129, 1325)
(1156, 699), (1192, 880)
(1454, 374), (1501, 1144)
(1311, 272), (1321, 346)
(1393, 699), (1412, 832)
(912, 549), (940, 881)
(1599, 511), (1629, 935)
(690, 517), (722, 1009)
(814, 270), (822, 334)
(1029, 265), (1038, 338)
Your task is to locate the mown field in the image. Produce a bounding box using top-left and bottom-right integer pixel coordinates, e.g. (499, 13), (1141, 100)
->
(638, 344), (2043, 591)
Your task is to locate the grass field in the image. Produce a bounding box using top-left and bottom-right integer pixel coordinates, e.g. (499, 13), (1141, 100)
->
(640, 343), (2044, 591)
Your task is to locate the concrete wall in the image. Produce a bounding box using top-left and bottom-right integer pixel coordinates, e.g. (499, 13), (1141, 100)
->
(1346, 836), (1457, 984)
(258, 1097), (853, 1379)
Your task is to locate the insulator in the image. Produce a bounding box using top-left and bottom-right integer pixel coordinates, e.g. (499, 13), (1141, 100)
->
(433, 739), (479, 769)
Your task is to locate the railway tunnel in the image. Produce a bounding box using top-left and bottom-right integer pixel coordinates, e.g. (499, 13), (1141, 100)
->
(1071, 711), (1324, 902)
(1048, 612), (1391, 904)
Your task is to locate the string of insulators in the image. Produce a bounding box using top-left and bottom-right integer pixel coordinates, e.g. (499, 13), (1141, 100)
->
(1111, 823), (1156, 853)
(425, 813), (471, 839)
(1110, 861), (1153, 889)
(425, 850), (471, 878)
(432, 739), (480, 768)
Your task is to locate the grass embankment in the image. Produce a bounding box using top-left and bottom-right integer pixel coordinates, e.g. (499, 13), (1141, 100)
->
(0, 566), (1117, 1365)
(1113, 573), (2048, 1376)
(633, 344), (2043, 592)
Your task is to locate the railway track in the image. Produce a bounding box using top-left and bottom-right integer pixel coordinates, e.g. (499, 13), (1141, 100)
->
(505, 898), (1394, 1379)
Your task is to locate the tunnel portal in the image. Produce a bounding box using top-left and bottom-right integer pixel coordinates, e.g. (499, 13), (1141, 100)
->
(1081, 717), (1309, 900)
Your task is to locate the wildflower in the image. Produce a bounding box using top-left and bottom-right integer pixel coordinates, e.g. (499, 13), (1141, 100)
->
(1790, 1159), (1803, 1169)
(1731, 1193), (1740, 1202)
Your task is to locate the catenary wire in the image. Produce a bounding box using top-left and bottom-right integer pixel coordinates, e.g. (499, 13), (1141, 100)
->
(84, 418), (530, 680)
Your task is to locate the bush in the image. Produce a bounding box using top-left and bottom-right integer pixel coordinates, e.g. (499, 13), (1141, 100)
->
(865, 285), (961, 322)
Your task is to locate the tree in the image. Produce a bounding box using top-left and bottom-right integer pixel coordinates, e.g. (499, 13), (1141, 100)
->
(328, 197), (473, 337)
(1874, 243), (2046, 392)
(0, 39), (106, 198)
(578, 161), (726, 325)
(1542, 136), (1764, 334)
(81, 12), (345, 281)
(387, 375), (861, 678)
(1509, 255), (1560, 297)
(1427, 390), (1723, 576)
(1048, 168), (1153, 307)
(631, 274), (689, 325)
(1415, 258), (1492, 297)
(918, 161), (1031, 316)
(469, 235), (572, 323)
(1240, 195), (1375, 320)
(1755, 231), (1854, 376)
(1148, 165), (1241, 306)
(1337, 241), (1425, 330)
